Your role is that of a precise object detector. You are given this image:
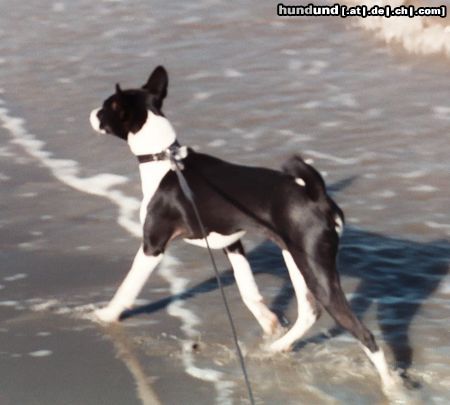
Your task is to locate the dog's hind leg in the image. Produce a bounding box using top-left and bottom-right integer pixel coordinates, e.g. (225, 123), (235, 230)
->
(322, 283), (394, 389)
(289, 230), (396, 390)
(323, 282), (395, 389)
(95, 245), (162, 323)
(268, 250), (321, 352)
(225, 241), (281, 336)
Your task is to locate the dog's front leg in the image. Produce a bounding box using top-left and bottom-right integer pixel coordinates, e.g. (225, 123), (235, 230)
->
(95, 245), (163, 323)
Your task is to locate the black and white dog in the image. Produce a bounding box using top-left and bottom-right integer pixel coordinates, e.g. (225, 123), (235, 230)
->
(90, 66), (395, 389)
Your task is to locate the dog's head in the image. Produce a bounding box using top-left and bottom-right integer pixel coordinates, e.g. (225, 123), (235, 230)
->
(90, 66), (169, 142)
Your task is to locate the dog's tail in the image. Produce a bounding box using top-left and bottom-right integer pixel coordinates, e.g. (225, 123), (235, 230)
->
(282, 155), (345, 235)
(282, 155), (327, 201)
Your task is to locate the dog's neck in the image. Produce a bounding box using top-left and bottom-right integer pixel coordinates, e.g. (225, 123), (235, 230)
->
(130, 112), (175, 218)
(138, 157), (172, 223)
(127, 111), (177, 156)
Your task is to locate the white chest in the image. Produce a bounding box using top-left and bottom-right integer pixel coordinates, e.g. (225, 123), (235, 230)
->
(139, 161), (172, 224)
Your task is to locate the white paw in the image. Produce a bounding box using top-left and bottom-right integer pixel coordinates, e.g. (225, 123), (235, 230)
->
(268, 323), (288, 339)
(268, 342), (292, 353)
(266, 338), (292, 353)
(259, 310), (283, 337)
(93, 306), (122, 323)
(381, 371), (404, 394)
(261, 322), (278, 337)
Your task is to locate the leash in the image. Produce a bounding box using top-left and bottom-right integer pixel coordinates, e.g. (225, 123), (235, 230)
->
(168, 149), (256, 405)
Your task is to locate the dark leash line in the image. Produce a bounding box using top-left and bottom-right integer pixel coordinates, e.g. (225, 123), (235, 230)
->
(168, 151), (256, 405)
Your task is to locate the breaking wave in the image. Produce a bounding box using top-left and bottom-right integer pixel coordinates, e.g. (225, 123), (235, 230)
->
(346, 0), (450, 57)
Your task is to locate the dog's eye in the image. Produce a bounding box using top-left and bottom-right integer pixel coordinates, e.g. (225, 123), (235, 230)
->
(111, 101), (120, 111)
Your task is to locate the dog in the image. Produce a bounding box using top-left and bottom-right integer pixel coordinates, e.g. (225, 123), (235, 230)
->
(89, 66), (395, 389)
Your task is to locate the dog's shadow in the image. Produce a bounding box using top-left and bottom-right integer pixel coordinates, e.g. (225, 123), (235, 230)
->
(261, 230), (449, 387)
(125, 178), (449, 386)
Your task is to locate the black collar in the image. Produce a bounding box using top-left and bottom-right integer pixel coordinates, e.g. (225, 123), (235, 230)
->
(137, 141), (182, 164)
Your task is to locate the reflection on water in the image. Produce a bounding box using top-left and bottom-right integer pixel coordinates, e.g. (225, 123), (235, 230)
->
(105, 326), (162, 405)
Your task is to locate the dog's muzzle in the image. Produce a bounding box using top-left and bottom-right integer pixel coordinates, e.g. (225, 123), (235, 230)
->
(89, 108), (106, 134)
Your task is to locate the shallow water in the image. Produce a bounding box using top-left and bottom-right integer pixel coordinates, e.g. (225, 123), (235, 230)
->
(1, 1), (449, 404)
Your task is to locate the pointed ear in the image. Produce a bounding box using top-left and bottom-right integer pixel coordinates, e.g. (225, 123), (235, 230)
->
(115, 83), (123, 95)
(142, 66), (168, 106)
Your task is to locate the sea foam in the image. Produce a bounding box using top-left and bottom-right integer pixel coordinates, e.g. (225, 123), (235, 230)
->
(345, 0), (450, 58)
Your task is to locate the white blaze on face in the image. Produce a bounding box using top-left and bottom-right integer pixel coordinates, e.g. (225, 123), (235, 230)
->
(127, 111), (177, 156)
(89, 108), (106, 134)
